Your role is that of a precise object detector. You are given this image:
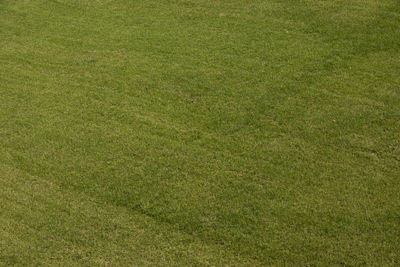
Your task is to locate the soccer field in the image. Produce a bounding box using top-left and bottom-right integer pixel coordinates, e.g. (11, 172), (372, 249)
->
(1, 0), (399, 265)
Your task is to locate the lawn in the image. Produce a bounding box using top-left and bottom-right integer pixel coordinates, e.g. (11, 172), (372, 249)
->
(1, 0), (399, 265)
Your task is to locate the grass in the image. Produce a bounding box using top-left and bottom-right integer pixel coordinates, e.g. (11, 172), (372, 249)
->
(1, 0), (399, 265)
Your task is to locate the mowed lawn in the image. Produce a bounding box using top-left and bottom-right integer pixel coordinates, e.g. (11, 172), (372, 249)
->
(1, 0), (399, 265)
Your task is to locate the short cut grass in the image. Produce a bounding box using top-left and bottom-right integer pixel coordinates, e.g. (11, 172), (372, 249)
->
(1, 0), (399, 265)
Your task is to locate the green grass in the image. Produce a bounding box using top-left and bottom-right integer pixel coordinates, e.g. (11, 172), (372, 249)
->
(1, 0), (399, 265)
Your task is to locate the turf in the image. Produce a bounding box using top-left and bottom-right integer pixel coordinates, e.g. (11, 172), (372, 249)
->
(1, 0), (399, 265)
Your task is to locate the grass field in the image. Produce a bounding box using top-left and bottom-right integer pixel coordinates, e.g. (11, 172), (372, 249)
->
(1, 0), (400, 265)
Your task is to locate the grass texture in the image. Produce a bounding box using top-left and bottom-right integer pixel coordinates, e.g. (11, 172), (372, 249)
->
(1, 0), (399, 265)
